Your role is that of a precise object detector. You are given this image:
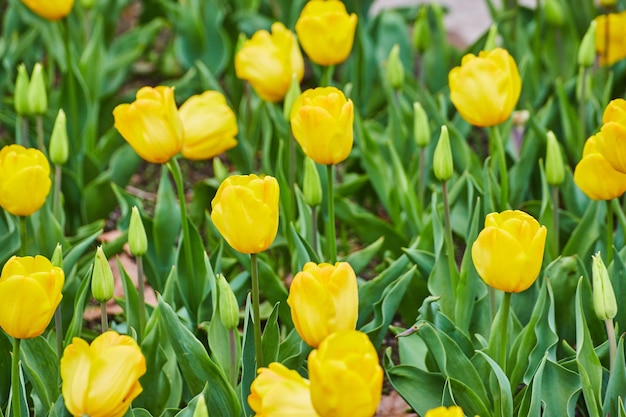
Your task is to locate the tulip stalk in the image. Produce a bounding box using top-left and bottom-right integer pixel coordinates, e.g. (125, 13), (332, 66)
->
(54, 164), (63, 221)
(19, 217), (27, 256)
(606, 200), (614, 265)
(551, 186), (560, 255)
(311, 206), (319, 253)
(490, 127), (509, 210)
(136, 255), (146, 340)
(11, 337), (22, 417)
(327, 165), (338, 264)
(36, 115), (45, 153)
(320, 65), (335, 87)
(442, 181), (457, 285)
(100, 302), (108, 332)
(498, 291), (512, 372)
(605, 318), (617, 373)
(250, 253), (264, 368)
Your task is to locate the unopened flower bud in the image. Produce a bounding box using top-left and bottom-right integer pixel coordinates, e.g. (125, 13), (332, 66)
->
(80, 0), (96, 9)
(129, 206), (148, 256)
(92, 246), (114, 303)
(193, 395), (209, 417)
(412, 6), (430, 52)
(51, 243), (64, 269)
(433, 125), (453, 181)
(283, 72), (301, 121)
(217, 274), (240, 329)
(413, 102), (430, 147)
(545, 131), (565, 186)
(599, 0), (617, 7)
(544, 0), (564, 26)
(592, 252), (617, 320)
(15, 64), (31, 116)
(303, 157), (323, 207)
(386, 44), (405, 91)
(28, 63), (48, 115)
(578, 21), (597, 68)
(484, 24), (499, 50)
(50, 109), (69, 166)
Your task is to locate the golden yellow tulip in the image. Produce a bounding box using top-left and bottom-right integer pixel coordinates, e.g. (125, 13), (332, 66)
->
(425, 406), (465, 417)
(61, 331), (146, 417)
(113, 86), (184, 164)
(295, 0), (358, 66)
(0, 144), (51, 216)
(0, 255), (64, 339)
(287, 262), (358, 347)
(235, 22), (304, 102)
(248, 362), (318, 417)
(179, 90), (238, 160)
(308, 330), (382, 417)
(595, 12), (626, 66)
(448, 48), (521, 127)
(574, 134), (626, 200)
(211, 174), (280, 254)
(20, 0), (74, 20)
(290, 87), (354, 165)
(602, 98), (626, 124)
(471, 210), (547, 293)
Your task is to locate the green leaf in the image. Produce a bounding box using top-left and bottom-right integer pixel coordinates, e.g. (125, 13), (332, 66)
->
(63, 266), (92, 346)
(239, 297), (255, 417)
(345, 237), (385, 275)
(562, 200), (603, 259)
(20, 337), (59, 417)
(118, 258), (139, 339)
(261, 303), (280, 366)
(475, 351), (513, 417)
(603, 335), (626, 417)
(176, 221), (209, 324)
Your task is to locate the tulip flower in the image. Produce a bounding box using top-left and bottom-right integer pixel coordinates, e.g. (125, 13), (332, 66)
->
(574, 134), (626, 200)
(471, 210), (547, 293)
(0, 144), (51, 216)
(290, 87), (354, 165)
(595, 99), (626, 175)
(179, 90), (238, 160)
(448, 47), (521, 127)
(20, 0), (74, 20)
(295, 0), (358, 66)
(61, 331), (147, 417)
(287, 262), (358, 347)
(211, 174), (280, 254)
(0, 255), (64, 339)
(601, 98), (626, 124)
(235, 22), (304, 102)
(248, 362), (318, 417)
(308, 330), (383, 417)
(113, 86), (184, 164)
(424, 406), (465, 417)
(595, 12), (626, 66)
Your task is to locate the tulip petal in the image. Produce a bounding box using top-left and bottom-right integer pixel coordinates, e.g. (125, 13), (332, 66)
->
(0, 275), (56, 338)
(60, 338), (93, 416)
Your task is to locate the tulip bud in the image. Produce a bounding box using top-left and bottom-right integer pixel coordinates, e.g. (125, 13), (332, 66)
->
(128, 206), (148, 256)
(217, 274), (240, 329)
(283, 72), (302, 121)
(193, 394), (209, 417)
(413, 102), (430, 147)
(303, 157), (323, 207)
(50, 109), (69, 166)
(599, 0), (617, 7)
(386, 44), (405, 91)
(15, 64), (31, 116)
(92, 246), (114, 303)
(578, 20), (597, 68)
(544, 0), (564, 26)
(412, 6), (430, 52)
(545, 131), (565, 186)
(433, 125), (453, 181)
(592, 252), (617, 320)
(28, 63), (48, 115)
(80, 0), (96, 9)
(484, 23), (499, 50)
(51, 243), (64, 269)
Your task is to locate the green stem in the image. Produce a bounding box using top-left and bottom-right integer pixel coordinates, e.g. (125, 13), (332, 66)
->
(489, 286), (496, 321)
(551, 186), (560, 256)
(320, 65), (335, 87)
(250, 253), (263, 368)
(579, 66), (589, 153)
(54, 307), (63, 361)
(605, 319), (616, 373)
(54, 164), (63, 222)
(491, 126), (509, 210)
(167, 159), (194, 285)
(289, 135), (296, 209)
(326, 164), (337, 264)
(607, 199), (614, 265)
(229, 329), (238, 386)
(442, 181), (457, 288)
(499, 291), (512, 372)
(311, 205), (318, 256)
(19, 216), (27, 256)
(11, 337), (22, 417)
(36, 115), (45, 154)
(137, 255), (146, 342)
(100, 302), (108, 332)
(15, 115), (23, 147)
(21, 117), (29, 148)
(418, 146), (426, 218)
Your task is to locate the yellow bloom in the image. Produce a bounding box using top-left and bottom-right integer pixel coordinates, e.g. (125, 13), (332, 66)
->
(61, 331), (146, 417)
(179, 90), (238, 160)
(211, 174), (280, 254)
(235, 22), (304, 102)
(248, 362), (318, 417)
(595, 12), (626, 66)
(287, 262), (358, 348)
(0, 144), (51, 216)
(113, 86), (184, 164)
(448, 48), (521, 127)
(308, 330), (383, 417)
(602, 98), (626, 124)
(295, 0), (358, 66)
(0, 255), (64, 339)
(574, 134), (626, 200)
(20, 0), (74, 20)
(290, 87), (354, 165)
(471, 210), (547, 293)
(425, 406), (465, 417)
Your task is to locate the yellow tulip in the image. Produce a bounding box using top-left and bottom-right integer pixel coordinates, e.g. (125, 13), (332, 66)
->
(595, 99), (626, 175)
(290, 87), (354, 165)
(308, 330), (382, 417)
(20, 0), (74, 20)
(113, 86), (184, 164)
(248, 362), (318, 417)
(211, 174), (280, 254)
(595, 12), (626, 66)
(574, 134), (626, 200)
(0, 144), (51, 216)
(425, 406), (465, 417)
(179, 90), (238, 160)
(295, 0), (358, 66)
(287, 262), (358, 347)
(471, 210), (547, 293)
(448, 48), (521, 127)
(601, 98), (626, 124)
(0, 255), (64, 339)
(61, 331), (146, 417)
(235, 22), (304, 103)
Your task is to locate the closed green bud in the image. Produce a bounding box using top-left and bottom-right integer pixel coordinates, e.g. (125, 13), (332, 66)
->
(28, 63), (48, 115)
(217, 274), (240, 329)
(129, 206), (148, 256)
(592, 252), (617, 320)
(578, 21), (597, 68)
(283, 72), (301, 120)
(412, 6), (430, 52)
(193, 395), (209, 417)
(51, 243), (63, 269)
(413, 102), (430, 147)
(15, 64), (31, 116)
(544, 0), (564, 26)
(303, 157), (323, 207)
(545, 131), (565, 186)
(599, 0), (617, 7)
(433, 125), (453, 181)
(484, 24), (499, 50)
(50, 109), (69, 166)
(386, 44), (405, 91)
(80, 0), (96, 9)
(92, 246), (114, 303)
